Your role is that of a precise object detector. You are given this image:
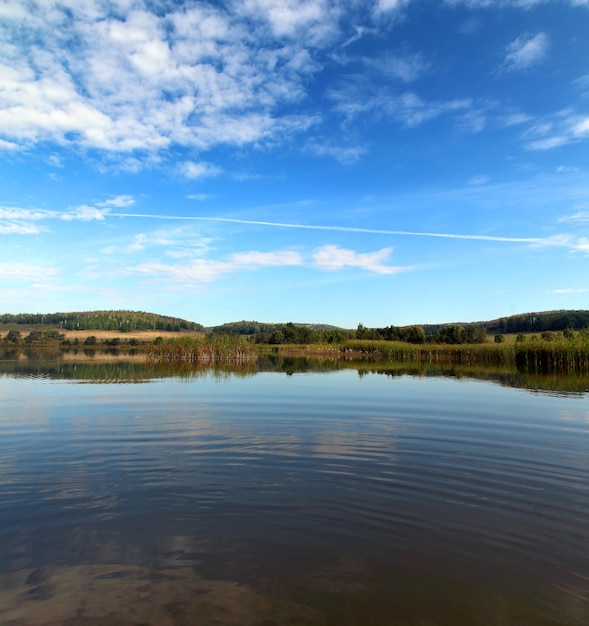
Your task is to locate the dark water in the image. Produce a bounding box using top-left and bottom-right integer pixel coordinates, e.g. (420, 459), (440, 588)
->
(1, 355), (588, 625)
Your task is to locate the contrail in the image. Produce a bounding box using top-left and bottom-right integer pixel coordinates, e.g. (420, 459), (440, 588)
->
(109, 213), (543, 244)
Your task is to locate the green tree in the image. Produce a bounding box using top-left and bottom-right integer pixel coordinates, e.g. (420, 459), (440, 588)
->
(25, 329), (43, 343)
(4, 329), (22, 343)
(405, 326), (426, 344)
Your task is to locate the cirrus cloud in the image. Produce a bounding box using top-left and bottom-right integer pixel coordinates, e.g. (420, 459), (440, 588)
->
(501, 33), (549, 72)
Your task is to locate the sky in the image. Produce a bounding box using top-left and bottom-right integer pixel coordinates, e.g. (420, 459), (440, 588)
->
(1, 0), (589, 329)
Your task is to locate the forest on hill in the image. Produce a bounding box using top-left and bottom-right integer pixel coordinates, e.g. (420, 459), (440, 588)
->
(0, 310), (204, 333)
(206, 310), (589, 345)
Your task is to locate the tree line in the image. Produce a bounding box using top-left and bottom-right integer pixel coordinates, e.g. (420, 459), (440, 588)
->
(0, 310), (204, 332)
(214, 321), (487, 345)
(490, 310), (589, 334)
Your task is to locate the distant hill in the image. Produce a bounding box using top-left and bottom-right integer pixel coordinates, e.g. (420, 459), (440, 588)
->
(0, 310), (204, 333)
(421, 310), (589, 336)
(210, 311), (589, 337)
(2, 309), (587, 337)
(208, 320), (344, 334)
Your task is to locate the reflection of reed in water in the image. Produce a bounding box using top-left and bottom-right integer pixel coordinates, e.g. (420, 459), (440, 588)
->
(146, 358), (258, 380)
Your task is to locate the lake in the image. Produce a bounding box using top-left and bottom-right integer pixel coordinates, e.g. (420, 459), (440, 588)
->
(1, 353), (588, 625)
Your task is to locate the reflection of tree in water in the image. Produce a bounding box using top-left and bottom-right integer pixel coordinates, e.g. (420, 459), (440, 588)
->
(1, 349), (588, 394)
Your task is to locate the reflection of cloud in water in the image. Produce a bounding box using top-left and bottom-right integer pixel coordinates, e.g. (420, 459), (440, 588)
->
(558, 409), (589, 423)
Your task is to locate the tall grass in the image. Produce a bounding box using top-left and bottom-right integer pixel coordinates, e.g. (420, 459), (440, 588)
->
(338, 339), (517, 365)
(145, 333), (589, 373)
(146, 334), (257, 362)
(274, 337), (589, 373)
(514, 335), (589, 374)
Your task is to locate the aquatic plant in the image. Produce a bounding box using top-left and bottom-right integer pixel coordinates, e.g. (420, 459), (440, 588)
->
(146, 334), (257, 362)
(266, 337), (589, 374)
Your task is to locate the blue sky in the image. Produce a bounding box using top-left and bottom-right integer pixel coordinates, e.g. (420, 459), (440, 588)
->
(1, 0), (588, 328)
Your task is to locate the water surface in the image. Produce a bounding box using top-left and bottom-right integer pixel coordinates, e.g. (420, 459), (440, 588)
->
(1, 355), (588, 625)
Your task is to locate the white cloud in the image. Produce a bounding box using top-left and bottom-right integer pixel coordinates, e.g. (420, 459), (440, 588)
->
(98, 195), (136, 208)
(102, 233), (147, 254)
(526, 136), (568, 150)
(0, 0), (330, 165)
(46, 154), (63, 167)
(555, 165), (580, 174)
(61, 205), (110, 221)
(468, 175), (489, 185)
(502, 33), (549, 72)
(306, 140), (366, 164)
(445, 0), (555, 7)
(0, 263), (59, 280)
(102, 227), (214, 258)
(311, 244), (404, 274)
(571, 238), (589, 254)
(365, 53), (428, 82)
(553, 288), (588, 294)
(395, 92), (472, 127)
(133, 247), (303, 282)
(240, 0), (336, 40)
(533, 234), (589, 255)
(134, 258), (229, 283)
(573, 117), (589, 136)
(0, 196), (129, 233)
(329, 82), (472, 128)
(130, 242), (408, 284)
(574, 73), (589, 94)
(559, 210), (589, 223)
(376, 0), (412, 14)
(502, 112), (532, 127)
(187, 194), (215, 201)
(446, 0), (589, 6)
(0, 205), (51, 235)
(0, 222), (46, 235)
(229, 250), (303, 267)
(0, 206), (51, 221)
(179, 161), (222, 179)
(0, 138), (18, 150)
(524, 112), (589, 151)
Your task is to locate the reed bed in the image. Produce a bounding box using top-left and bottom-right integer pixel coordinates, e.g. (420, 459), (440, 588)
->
(337, 340), (516, 365)
(145, 334), (589, 373)
(514, 337), (589, 374)
(334, 338), (589, 373)
(146, 335), (257, 362)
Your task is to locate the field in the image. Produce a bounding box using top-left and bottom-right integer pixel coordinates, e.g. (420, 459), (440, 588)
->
(0, 324), (204, 343)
